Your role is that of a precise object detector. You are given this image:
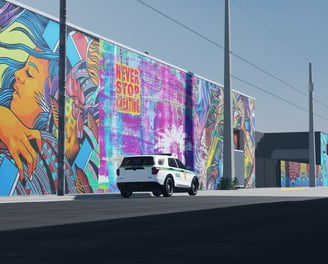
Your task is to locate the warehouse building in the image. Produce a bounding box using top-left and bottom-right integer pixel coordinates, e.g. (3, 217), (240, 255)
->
(256, 131), (327, 187)
(0, 0), (255, 196)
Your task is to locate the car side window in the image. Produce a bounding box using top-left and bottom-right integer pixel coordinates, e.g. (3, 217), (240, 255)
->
(176, 159), (186, 170)
(168, 158), (178, 168)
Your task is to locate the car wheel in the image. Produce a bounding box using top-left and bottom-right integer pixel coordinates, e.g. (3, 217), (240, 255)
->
(188, 177), (199, 196)
(162, 177), (174, 197)
(121, 191), (132, 198)
(152, 191), (162, 197)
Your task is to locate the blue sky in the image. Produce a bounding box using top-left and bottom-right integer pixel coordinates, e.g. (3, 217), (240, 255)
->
(12, 0), (328, 133)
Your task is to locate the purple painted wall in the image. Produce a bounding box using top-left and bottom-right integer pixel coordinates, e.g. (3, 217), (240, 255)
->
(99, 41), (256, 191)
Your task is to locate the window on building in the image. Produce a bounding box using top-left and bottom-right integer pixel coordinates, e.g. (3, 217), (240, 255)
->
(233, 129), (244, 150)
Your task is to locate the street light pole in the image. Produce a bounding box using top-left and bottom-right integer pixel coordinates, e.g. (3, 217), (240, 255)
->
(58, 0), (67, 195)
(223, 0), (235, 189)
(308, 62), (316, 187)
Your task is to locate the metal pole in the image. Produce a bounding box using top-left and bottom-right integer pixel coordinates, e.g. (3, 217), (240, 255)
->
(223, 0), (235, 189)
(309, 62), (316, 187)
(58, 0), (67, 195)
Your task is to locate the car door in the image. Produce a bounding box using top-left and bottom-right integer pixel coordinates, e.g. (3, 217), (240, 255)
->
(168, 158), (183, 186)
(175, 159), (192, 188)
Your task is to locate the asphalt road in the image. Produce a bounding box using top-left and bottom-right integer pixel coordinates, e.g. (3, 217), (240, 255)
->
(1, 195), (328, 263)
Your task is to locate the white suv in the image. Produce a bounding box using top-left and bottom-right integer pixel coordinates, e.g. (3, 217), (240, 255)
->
(116, 154), (199, 198)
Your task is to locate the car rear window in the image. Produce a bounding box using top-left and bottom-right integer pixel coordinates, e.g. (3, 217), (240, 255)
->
(121, 156), (155, 166)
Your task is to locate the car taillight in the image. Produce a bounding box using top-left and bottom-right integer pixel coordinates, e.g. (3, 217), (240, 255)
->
(116, 169), (120, 176)
(152, 167), (159, 174)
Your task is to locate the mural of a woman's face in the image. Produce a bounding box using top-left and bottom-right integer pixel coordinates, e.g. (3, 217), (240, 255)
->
(11, 54), (49, 128)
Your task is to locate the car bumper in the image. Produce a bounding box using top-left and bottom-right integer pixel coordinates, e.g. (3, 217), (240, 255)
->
(117, 182), (163, 192)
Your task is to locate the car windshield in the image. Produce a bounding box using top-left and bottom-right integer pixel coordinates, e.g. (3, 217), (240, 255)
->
(121, 156), (155, 166)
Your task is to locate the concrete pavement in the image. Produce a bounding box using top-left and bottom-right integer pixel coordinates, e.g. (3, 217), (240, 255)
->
(1, 186), (328, 203)
(196, 186), (328, 197)
(1, 192), (328, 263)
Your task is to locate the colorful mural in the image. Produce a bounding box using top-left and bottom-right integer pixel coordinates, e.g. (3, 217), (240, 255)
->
(320, 132), (328, 186)
(0, 1), (99, 195)
(99, 41), (256, 191)
(281, 161), (323, 187)
(99, 42), (192, 192)
(0, 0), (255, 195)
(281, 132), (328, 187)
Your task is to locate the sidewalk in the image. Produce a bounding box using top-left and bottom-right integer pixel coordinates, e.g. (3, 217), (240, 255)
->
(195, 187), (328, 197)
(1, 187), (328, 204)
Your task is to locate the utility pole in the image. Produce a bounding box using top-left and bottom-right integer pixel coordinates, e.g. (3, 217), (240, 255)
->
(309, 62), (316, 187)
(222, 0), (235, 189)
(58, 0), (67, 195)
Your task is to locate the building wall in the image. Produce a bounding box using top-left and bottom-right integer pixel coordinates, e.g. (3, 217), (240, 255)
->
(0, 1), (100, 195)
(256, 158), (280, 187)
(280, 132), (328, 187)
(280, 161), (323, 187)
(0, 1), (255, 196)
(320, 132), (328, 185)
(99, 41), (256, 190)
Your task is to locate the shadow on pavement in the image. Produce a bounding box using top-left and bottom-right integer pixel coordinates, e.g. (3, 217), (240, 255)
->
(72, 192), (152, 200)
(1, 198), (328, 263)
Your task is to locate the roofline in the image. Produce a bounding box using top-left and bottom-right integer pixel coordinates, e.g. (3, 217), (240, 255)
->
(9, 0), (255, 100)
(257, 131), (327, 135)
(123, 154), (173, 157)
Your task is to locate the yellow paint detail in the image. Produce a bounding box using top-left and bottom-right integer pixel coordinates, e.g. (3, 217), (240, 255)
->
(0, 22), (36, 87)
(206, 136), (219, 170)
(280, 187), (306, 191)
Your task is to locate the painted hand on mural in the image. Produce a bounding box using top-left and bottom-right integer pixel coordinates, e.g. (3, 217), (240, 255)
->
(66, 71), (86, 139)
(0, 2), (101, 195)
(0, 106), (41, 181)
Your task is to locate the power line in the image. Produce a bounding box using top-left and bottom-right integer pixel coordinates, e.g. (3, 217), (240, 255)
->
(136, 0), (328, 110)
(135, 0), (224, 50)
(231, 0), (310, 63)
(232, 75), (328, 123)
(231, 0), (328, 90)
(232, 51), (328, 109)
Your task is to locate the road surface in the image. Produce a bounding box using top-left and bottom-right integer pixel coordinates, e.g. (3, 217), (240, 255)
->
(0, 192), (328, 263)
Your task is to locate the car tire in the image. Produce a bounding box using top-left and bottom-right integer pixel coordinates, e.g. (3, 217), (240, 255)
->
(162, 177), (174, 197)
(188, 177), (199, 196)
(152, 191), (162, 197)
(121, 191), (132, 198)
